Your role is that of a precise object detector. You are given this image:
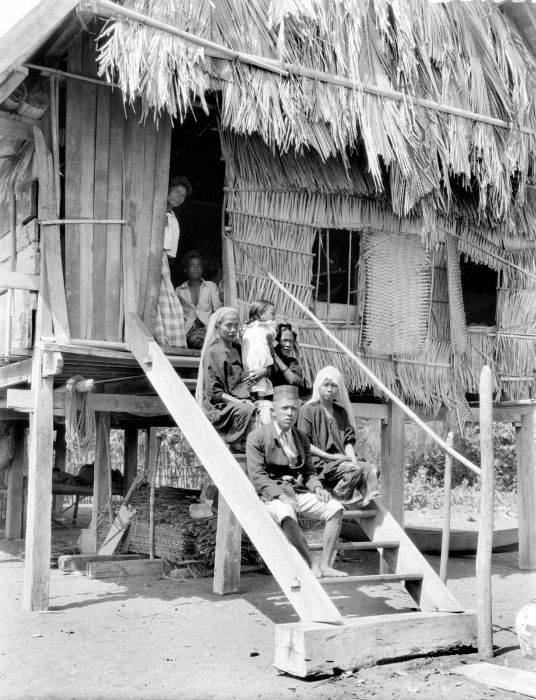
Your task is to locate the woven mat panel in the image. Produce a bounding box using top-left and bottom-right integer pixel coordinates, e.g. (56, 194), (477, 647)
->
(362, 232), (432, 355)
(495, 335), (536, 400)
(496, 289), (536, 332)
(459, 327), (498, 395)
(446, 234), (469, 354)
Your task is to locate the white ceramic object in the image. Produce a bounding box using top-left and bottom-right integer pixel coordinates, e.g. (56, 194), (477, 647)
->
(515, 603), (536, 660)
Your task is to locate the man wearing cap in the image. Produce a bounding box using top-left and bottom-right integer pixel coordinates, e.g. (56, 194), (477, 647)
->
(246, 384), (347, 578)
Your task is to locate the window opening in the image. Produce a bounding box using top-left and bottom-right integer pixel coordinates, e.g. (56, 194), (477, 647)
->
(460, 256), (497, 326)
(312, 229), (360, 323)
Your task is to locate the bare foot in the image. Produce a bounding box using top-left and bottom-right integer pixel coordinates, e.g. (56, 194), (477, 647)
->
(311, 562), (323, 578)
(321, 566), (348, 578)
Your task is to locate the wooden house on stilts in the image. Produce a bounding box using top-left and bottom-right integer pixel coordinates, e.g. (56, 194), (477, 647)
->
(1, 0), (536, 675)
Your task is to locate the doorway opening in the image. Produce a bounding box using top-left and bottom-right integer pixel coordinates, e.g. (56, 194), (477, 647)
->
(168, 109), (225, 290)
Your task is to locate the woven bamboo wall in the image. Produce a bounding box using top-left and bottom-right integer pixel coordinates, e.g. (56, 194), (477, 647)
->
(222, 131), (536, 407)
(64, 34), (171, 341)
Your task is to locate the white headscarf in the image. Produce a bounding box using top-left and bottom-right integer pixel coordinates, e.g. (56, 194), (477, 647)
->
(306, 365), (356, 430)
(195, 306), (239, 406)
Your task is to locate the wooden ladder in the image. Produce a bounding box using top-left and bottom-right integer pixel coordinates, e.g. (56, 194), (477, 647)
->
(126, 313), (476, 674)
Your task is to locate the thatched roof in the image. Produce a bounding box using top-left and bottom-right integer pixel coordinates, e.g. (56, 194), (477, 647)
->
(97, 0), (536, 220)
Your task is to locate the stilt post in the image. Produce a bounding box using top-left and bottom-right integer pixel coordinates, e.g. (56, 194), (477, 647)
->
(477, 365), (494, 659)
(440, 431), (454, 584)
(380, 400), (405, 525)
(515, 406), (536, 570)
(5, 422), (26, 539)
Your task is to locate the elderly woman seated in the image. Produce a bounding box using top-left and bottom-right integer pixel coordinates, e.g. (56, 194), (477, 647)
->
(196, 307), (266, 450)
(297, 366), (380, 506)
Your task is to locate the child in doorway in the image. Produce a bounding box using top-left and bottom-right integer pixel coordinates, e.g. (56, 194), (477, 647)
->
(241, 299), (277, 406)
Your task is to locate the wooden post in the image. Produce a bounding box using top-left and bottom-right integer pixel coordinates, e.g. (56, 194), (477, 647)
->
(147, 428), (159, 559)
(5, 423), (26, 539)
(380, 400), (405, 525)
(214, 453), (246, 595)
(515, 407), (536, 570)
(88, 413), (111, 553)
(223, 229), (238, 308)
(22, 348), (54, 611)
(477, 365), (494, 659)
(440, 431), (454, 584)
(123, 426), (138, 495)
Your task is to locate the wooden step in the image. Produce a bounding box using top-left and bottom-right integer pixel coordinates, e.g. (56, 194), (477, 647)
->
(342, 509), (377, 519)
(309, 540), (399, 551)
(320, 572), (423, 585)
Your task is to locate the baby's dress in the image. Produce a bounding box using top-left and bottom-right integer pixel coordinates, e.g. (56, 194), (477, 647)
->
(241, 320), (277, 394)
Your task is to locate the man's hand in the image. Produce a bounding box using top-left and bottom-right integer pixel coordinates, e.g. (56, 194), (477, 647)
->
(314, 486), (331, 503)
(278, 493), (299, 509)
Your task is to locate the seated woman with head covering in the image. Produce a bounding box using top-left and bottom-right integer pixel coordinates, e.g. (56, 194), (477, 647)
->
(270, 323), (305, 391)
(297, 365), (380, 506)
(196, 306), (260, 449)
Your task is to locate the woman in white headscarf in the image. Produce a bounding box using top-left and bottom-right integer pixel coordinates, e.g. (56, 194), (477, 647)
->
(298, 366), (380, 506)
(196, 307), (259, 447)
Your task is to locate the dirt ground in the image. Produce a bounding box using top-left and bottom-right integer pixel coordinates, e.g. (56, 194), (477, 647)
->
(1, 513), (535, 700)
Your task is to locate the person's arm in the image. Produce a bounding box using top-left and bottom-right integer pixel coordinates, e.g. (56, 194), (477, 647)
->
(246, 430), (285, 500)
(203, 351), (225, 404)
(271, 351), (301, 385)
(300, 433), (324, 495)
(341, 407), (357, 462)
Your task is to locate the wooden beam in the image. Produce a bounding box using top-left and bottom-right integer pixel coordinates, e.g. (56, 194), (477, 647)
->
(58, 553), (140, 573)
(126, 312), (343, 623)
(87, 558), (163, 579)
(380, 400), (405, 525)
(0, 270), (39, 291)
(516, 408), (536, 570)
(214, 454), (246, 595)
(7, 389), (172, 415)
(5, 422), (26, 539)
(0, 358), (32, 388)
(22, 348), (54, 611)
(274, 611), (477, 677)
(0, 0), (80, 76)
(351, 403), (388, 421)
(0, 66), (28, 104)
(123, 426), (138, 494)
(454, 663), (536, 698)
(88, 412), (111, 553)
(0, 111), (37, 140)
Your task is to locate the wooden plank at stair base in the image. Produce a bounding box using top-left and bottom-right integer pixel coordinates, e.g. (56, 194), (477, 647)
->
(454, 662), (536, 698)
(357, 499), (463, 612)
(274, 610), (477, 678)
(98, 504), (136, 556)
(214, 453), (246, 595)
(381, 400), (405, 525)
(87, 558), (163, 580)
(516, 408), (536, 570)
(126, 312), (342, 623)
(59, 554), (141, 573)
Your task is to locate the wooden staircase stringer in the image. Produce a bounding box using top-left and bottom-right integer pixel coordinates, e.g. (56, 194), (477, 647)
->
(355, 500), (464, 612)
(125, 312), (342, 624)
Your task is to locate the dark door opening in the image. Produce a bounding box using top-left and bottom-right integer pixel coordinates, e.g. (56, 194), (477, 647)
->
(460, 256), (497, 326)
(168, 110), (225, 289)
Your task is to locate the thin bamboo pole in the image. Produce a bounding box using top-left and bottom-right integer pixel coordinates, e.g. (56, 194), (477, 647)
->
(326, 230), (331, 323)
(24, 62), (120, 89)
(440, 431), (454, 584)
(50, 77), (61, 217)
(87, 0), (536, 137)
(4, 193), (16, 357)
(227, 233), (481, 476)
(346, 231), (352, 325)
(477, 365), (494, 659)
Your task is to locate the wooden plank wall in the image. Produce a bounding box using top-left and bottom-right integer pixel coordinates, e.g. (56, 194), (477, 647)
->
(64, 34), (171, 341)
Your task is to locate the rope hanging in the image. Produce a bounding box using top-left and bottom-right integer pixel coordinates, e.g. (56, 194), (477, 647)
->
(64, 375), (96, 464)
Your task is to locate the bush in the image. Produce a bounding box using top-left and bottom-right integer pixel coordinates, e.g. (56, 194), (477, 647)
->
(405, 422), (517, 491)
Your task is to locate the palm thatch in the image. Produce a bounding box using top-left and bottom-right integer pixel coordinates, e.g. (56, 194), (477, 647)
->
(98, 0), (536, 218)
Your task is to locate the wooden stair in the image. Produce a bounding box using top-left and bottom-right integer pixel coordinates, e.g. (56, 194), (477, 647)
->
(126, 313), (477, 678)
